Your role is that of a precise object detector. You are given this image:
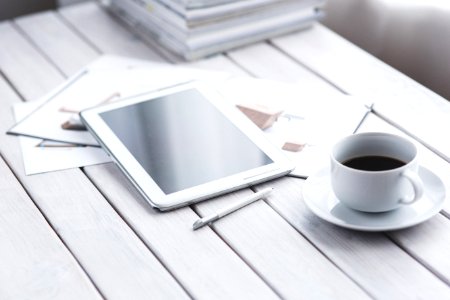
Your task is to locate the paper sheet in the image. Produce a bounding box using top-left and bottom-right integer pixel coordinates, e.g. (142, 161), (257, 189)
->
(13, 102), (111, 175)
(217, 78), (373, 177)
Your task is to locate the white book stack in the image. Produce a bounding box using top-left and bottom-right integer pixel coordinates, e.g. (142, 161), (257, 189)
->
(102, 0), (325, 60)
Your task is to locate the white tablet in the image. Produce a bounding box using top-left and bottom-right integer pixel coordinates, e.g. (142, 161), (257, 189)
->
(80, 82), (293, 210)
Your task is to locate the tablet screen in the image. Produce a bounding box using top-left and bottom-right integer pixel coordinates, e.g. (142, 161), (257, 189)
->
(100, 89), (273, 194)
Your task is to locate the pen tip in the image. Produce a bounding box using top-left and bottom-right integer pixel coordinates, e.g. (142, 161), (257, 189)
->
(192, 219), (204, 230)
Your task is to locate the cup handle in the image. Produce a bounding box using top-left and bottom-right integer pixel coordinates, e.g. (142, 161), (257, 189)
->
(399, 169), (424, 205)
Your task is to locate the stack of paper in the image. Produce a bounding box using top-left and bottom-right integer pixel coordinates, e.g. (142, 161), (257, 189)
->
(102, 0), (325, 60)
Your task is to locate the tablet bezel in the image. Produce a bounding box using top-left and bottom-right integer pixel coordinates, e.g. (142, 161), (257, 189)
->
(80, 82), (294, 210)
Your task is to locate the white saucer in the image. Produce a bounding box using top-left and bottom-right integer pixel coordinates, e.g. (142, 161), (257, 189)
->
(303, 166), (446, 231)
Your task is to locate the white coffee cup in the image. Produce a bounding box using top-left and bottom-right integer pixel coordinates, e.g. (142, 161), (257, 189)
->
(330, 132), (424, 212)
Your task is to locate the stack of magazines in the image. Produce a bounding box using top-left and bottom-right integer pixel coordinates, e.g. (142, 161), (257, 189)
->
(102, 0), (325, 60)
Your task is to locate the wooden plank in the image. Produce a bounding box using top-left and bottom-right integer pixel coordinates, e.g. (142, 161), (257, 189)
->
(15, 11), (99, 76)
(0, 21), (188, 299)
(59, 2), (163, 62)
(55, 3), (370, 298)
(271, 24), (450, 161)
(0, 22), (63, 100)
(194, 189), (370, 299)
(184, 54), (249, 77)
(391, 216), (450, 285)
(357, 113), (450, 285)
(25, 5), (282, 299)
(0, 77), (101, 300)
(85, 164), (279, 299)
(0, 163), (98, 300)
(255, 176), (450, 298)
(227, 42), (339, 94)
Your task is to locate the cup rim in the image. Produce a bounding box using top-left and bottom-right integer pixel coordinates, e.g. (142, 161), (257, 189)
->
(331, 132), (418, 174)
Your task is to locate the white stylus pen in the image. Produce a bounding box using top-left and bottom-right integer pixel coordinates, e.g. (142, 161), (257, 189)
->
(192, 187), (273, 230)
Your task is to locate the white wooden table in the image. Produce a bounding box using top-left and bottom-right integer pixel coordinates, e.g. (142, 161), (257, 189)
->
(1, 2), (450, 299)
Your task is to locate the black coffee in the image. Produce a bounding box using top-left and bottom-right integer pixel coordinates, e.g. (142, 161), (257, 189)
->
(343, 155), (406, 171)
